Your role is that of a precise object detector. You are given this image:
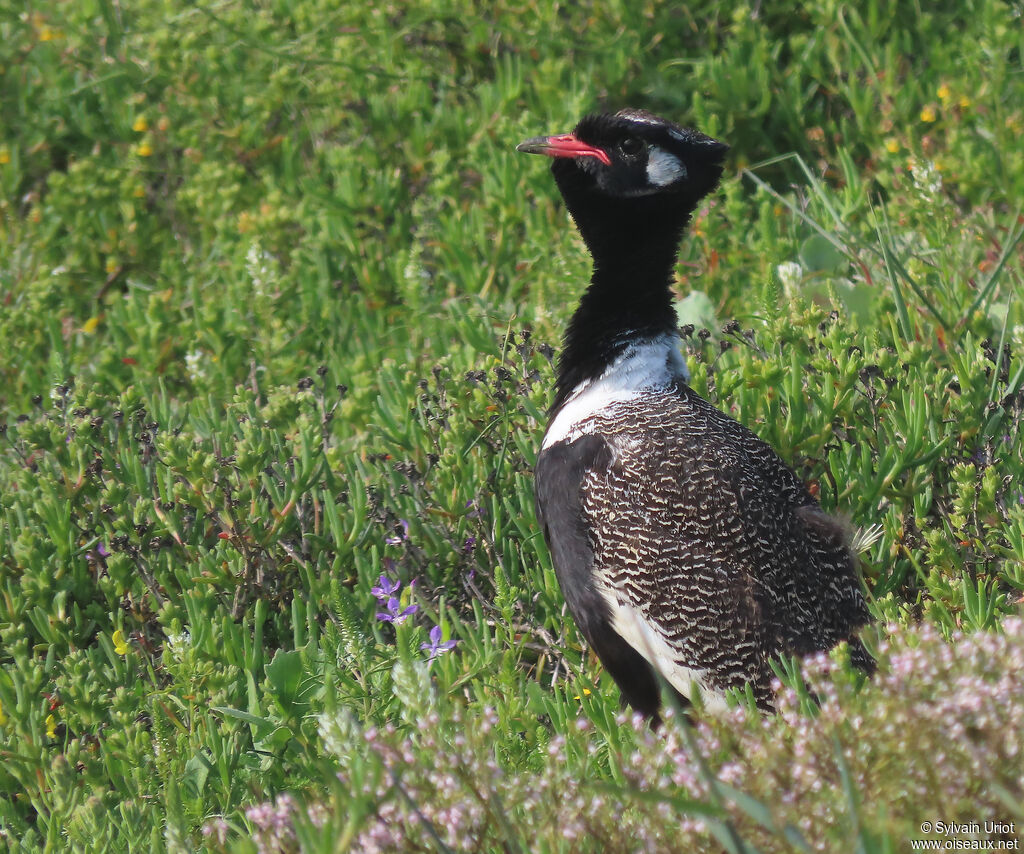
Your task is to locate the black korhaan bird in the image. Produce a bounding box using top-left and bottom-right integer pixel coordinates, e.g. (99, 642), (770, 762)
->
(519, 109), (873, 716)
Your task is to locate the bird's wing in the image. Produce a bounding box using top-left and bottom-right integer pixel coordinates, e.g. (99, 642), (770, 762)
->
(535, 434), (670, 717)
(571, 387), (870, 704)
(669, 386), (872, 657)
(575, 427), (778, 707)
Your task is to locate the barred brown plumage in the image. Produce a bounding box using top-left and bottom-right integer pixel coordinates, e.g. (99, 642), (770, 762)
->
(519, 109), (873, 717)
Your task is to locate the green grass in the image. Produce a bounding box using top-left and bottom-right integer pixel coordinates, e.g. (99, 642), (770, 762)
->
(2, 1), (1023, 851)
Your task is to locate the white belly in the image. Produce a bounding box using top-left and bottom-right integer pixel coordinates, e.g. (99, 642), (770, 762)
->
(601, 594), (729, 712)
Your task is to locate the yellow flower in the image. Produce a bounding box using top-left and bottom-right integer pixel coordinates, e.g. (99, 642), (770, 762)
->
(937, 84), (951, 101)
(83, 316), (100, 334)
(920, 106), (937, 123)
(0, 148), (9, 165)
(136, 142), (153, 157)
(572, 688), (592, 700)
(105, 257), (119, 274)
(958, 95), (970, 108)
(884, 138), (900, 154)
(45, 714), (57, 739)
(113, 629), (129, 656)
(133, 185), (145, 198)
(132, 116), (149, 133)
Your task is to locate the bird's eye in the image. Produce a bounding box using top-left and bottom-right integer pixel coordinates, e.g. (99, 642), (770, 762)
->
(619, 137), (644, 157)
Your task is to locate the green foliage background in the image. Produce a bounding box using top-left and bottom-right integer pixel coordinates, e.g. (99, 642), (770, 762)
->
(1, 0), (1023, 850)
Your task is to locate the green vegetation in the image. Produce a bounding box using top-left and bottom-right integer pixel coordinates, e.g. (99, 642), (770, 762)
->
(2, 1), (1023, 851)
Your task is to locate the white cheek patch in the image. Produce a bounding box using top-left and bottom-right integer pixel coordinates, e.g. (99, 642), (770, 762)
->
(646, 147), (686, 187)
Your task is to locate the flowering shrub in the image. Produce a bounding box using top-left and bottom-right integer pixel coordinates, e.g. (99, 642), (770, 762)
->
(217, 620), (1024, 852)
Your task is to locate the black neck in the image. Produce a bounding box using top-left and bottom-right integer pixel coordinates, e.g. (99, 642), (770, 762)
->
(552, 193), (694, 411)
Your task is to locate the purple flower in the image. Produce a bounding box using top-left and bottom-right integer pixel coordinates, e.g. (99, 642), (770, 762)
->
(421, 625), (457, 660)
(371, 574), (401, 601)
(385, 519), (410, 546)
(463, 536), (476, 553)
(201, 817), (229, 845)
(244, 794), (296, 851)
(377, 596), (418, 625)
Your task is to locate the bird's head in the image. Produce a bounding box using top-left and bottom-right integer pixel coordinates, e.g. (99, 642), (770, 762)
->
(517, 109), (729, 254)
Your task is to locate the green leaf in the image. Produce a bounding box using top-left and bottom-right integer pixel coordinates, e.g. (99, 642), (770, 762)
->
(676, 290), (719, 331)
(181, 754), (211, 799)
(265, 649), (304, 706)
(799, 235), (847, 274)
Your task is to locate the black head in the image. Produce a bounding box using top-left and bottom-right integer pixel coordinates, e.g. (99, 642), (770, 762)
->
(518, 111), (728, 402)
(518, 109), (728, 199)
(517, 109), (729, 259)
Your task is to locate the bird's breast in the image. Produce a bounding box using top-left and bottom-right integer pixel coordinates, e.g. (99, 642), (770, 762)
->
(543, 334), (687, 449)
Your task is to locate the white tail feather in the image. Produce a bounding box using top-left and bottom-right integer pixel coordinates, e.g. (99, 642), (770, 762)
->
(850, 523), (884, 554)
